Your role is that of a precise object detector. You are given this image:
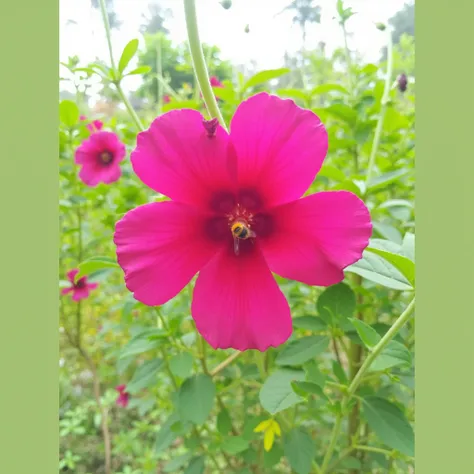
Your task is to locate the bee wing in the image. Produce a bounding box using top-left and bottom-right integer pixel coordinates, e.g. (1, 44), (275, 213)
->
(233, 237), (240, 256)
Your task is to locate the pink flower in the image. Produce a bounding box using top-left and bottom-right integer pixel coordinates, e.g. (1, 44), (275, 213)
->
(163, 95), (171, 104)
(61, 269), (99, 302)
(80, 115), (104, 133)
(115, 385), (130, 408)
(75, 131), (126, 187)
(114, 93), (372, 352)
(210, 76), (224, 88)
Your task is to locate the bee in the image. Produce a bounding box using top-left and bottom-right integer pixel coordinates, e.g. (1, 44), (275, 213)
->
(231, 220), (256, 255)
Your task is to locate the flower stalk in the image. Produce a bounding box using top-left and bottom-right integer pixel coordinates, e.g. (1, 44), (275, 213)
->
(183, 0), (227, 130)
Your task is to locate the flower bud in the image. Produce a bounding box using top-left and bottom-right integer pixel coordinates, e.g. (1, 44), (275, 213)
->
(244, 24), (250, 33)
(220, 0), (232, 9)
(397, 73), (408, 92)
(375, 22), (386, 31)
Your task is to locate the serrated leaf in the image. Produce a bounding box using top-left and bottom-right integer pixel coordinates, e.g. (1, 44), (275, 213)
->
(118, 38), (139, 73)
(259, 369), (305, 415)
(169, 352), (193, 379)
(222, 436), (249, 454)
(126, 358), (163, 394)
(59, 100), (79, 127)
(366, 247), (415, 286)
(317, 283), (356, 323)
(243, 68), (290, 91)
(178, 374), (215, 425)
(362, 397), (414, 456)
(370, 341), (412, 372)
(283, 428), (315, 474)
(291, 381), (327, 399)
(349, 318), (381, 349)
(345, 250), (413, 290)
(276, 336), (329, 366)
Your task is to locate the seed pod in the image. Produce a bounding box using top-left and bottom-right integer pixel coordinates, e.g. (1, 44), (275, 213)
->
(398, 73), (408, 92)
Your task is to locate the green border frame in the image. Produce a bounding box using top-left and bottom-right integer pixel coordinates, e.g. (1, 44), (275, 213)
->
(416, 0), (474, 472)
(0, 2), (58, 473)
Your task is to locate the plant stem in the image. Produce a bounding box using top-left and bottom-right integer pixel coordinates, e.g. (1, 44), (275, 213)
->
(98, 0), (116, 72)
(366, 27), (393, 186)
(115, 77), (145, 132)
(210, 351), (242, 376)
(341, 22), (354, 97)
(183, 0), (227, 130)
(320, 298), (415, 473)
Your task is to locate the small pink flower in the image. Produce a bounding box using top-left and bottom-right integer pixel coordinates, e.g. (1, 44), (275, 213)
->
(210, 76), (224, 88)
(114, 93), (372, 351)
(80, 115), (104, 133)
(163, 95), (171, 104)
(115, 385), (130, 407)
(75, 131), (126, 187)
(61, 269), (99, 302)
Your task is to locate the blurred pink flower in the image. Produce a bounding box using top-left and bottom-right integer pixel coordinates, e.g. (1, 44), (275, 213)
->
(75, 131), (126, 187)
(115, 385), (130, 408)
(210, 76), (224, 88)
(61, 269), (98, 302)
(114, 93), (372, 351)
(80, 115), (104, 133)
(163, 95), (171, 104)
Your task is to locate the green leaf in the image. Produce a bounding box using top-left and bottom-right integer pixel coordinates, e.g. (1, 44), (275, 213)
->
(118, 38), (139, 73)
(75, 256), (119, 281)
(349, 318), (381, 349)
(259, 369), (305, 415)
(362, 397), (414, 456)
(164, 453), (193, 473)
(222, 436), (249, 454)
(370, 341), (412, 372)
(178, 374), (215, 425)
(169, 352), (193, 379)
(311, 83), (349, 96)
(283, 428), (316, 474)
(367, 169), (410, 191)
(291, 381), (326, 399)
(372, 222), (403, 244)
(126, 358), (163, 394)
(303, 360), (327, 387)
(183, 456), (205, 474)
(59, 100), (79, 127)
(276, 336), (329, 366)
(345, 251), (413, 290)
(264, 444), (283, 468)
(324, 103), (357, 124)
(339, 456), (362, 470)
(125, 65), (151, 76)
(277, 88), (308, 101)
(155, 414), (180, 453)
(292, 316), (327, 332)
(217, 408), (233, 435)
(366, 247), (415, 286)
(332, 360), (348, 384)
(317, 164), (346, 182)
(119, 337), (161, 359)
(402, 232), (415, 262)
(243, 68), (290, 91)
(317, 283), (356, 323)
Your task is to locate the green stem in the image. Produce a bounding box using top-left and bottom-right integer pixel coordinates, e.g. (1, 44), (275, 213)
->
(98, 0), (116, 72)
(353, 445), (396, 457)
(115, 79), (144, 132)
(366, 27), (393, 186)
(183, 0), (227, 130)
(320, 298), (415, 473)
(341, 22), (354, 97)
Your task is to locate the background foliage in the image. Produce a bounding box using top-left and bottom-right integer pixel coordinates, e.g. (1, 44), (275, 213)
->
(59, 1), (415, 473)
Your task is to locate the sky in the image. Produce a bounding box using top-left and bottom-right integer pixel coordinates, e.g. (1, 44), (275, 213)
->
(60, 0), (408, 99)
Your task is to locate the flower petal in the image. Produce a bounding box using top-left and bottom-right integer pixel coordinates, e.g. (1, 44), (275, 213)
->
(66, 269), (78, 282)
(131, 109), (236, 210)
(114, 201), (219, 306)
(191, 244), (292, 351)
(72, 288), (90, 301)
(87, 282), (99, 291)
(230, 92), (328, 208)
(259, 191), (372, 286)
(61, 287), (73, 295)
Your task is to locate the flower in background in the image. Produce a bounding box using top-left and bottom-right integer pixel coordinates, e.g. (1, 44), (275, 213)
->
(115, 385), (130, 408)
(61, 269), (98, 302)
(114, 93), (372, 351)
(254, 419), (281, 451)
(209, 76), (224, 88)
(397, 73), (408, 92)
(75, 131), (126, 187)
(80, 115), (104, 133)
(163, 95), (171, 104)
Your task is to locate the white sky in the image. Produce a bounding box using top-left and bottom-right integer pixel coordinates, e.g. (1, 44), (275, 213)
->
(60, 0), (407, 97)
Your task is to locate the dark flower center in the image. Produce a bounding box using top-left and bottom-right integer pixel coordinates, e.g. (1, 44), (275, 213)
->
(206, 189), (275, 256)
(75, 278), (86, 289)
(99, 151), (114, 166)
